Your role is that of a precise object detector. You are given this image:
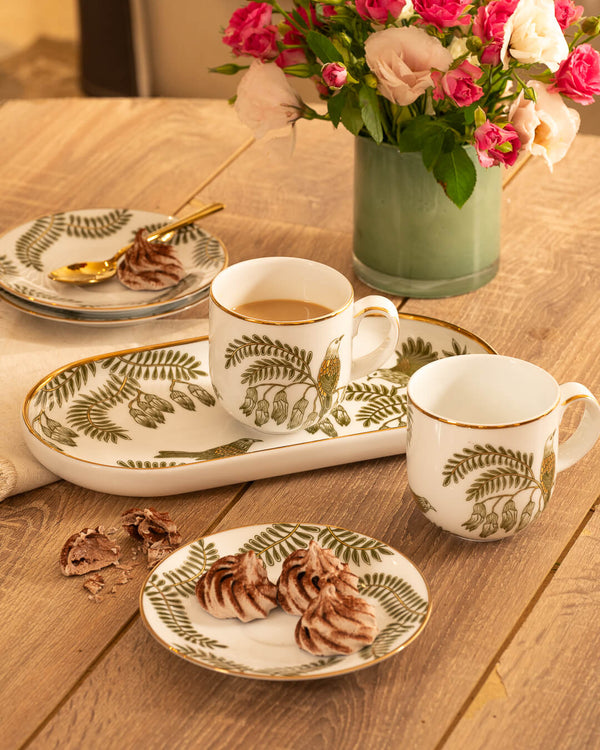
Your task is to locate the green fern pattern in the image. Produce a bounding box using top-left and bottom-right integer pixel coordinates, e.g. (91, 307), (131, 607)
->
(65, 209), (132, 239)
(317, 526), (395, 566)
(33, 362), (97, 410)
(101, 349), (206, 381)
(225, 334), (331, 430)
(238, 523), (321, 565)
(66, 373), (139, 443)
(15, 213), (66, 270)
(116, 459), (182, 468)
(442, 441), (552, 538)
(343, 382), (407, 429)
(0, 254), (19, 276)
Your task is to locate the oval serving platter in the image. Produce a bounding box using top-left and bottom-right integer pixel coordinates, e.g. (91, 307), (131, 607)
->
(21, 313), (496, 496)
(139, 522), (432, 680)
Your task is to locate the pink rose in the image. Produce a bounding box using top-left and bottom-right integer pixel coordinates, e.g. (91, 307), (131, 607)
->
(365, 26), (452, 106)
(413, 0), (471, 29)
(472, 0), (519, 65)
(275, 29), (308, 69)
(320, 5), (338, 17)
(549, 44), (600, 104)
(554, 0), (583, 29)
(432, 60), (484, 107)
(509, 80), (580, 168)
(474, 121), (521, 167)
(322, 62), (348, 89)
(235, 60), (304, 138)
(223, 2), (278, 61)
(356, 0), (406, 23)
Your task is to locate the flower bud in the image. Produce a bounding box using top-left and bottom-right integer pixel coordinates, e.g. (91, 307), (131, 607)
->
(364, 73), (379, 89)
(581, 16), (600, 35)
(209, 63), (248, 76)
(322, 62), (348, 89)
(466, 36), (483, 54)
(473, 106), (486, 128)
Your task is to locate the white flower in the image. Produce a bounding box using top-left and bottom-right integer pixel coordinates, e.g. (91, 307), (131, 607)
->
(502, 0), (569, 72)
(235, 60), (303, 138)
(399, 0), (415, 21)
(509, 80), (580, 169)
(365, 26), (452, 106)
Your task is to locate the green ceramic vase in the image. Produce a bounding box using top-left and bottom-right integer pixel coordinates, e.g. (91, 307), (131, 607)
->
(352, 136), (502, 298)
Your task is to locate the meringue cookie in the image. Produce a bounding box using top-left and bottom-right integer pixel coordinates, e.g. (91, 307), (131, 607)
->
(117, 228), (186, 290)
(295, 582), (379, 655)
(195, 550), (278, 622)
(277, 540), (359, 615)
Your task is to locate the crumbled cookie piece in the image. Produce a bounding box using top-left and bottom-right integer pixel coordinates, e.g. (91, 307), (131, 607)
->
(121, 507), (182, 568)
(59, 527), (121, 577)
(83, 573), (105, 596)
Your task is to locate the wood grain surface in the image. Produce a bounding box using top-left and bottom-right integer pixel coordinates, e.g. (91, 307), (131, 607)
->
(0, 100), (598, 750)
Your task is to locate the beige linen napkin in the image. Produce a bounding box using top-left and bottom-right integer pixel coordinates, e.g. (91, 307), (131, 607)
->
(0, 303), (209, 501)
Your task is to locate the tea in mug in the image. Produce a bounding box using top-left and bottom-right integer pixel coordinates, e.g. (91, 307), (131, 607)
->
(232, 298), (333, 322)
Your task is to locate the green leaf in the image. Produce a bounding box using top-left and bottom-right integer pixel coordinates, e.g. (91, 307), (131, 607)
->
(397, 116), (431, 152)
(306, 30), (343, 63)
(327, 89), (347, 127)
(340, 99), (363, 136)
(433, 147), (476, 208)
(421, 129), (445, 170)
(359, 86), (383, 144)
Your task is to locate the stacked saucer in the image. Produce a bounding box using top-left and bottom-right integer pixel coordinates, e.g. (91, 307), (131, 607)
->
(0, 208), (227, 326)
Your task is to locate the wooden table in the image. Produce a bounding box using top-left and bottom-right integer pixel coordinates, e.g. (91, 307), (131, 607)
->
(1, 98), (599, 750)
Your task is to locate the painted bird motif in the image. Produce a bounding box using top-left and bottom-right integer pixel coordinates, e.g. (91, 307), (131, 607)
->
(367, 340), (437, 385)
(316, 335), (343, 413)
(155, 437), (262, 462)
(539, 430), (556, 507)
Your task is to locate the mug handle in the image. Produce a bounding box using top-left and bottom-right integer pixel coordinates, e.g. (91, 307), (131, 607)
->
(350, 296), (401, 381)
(556, 383), (600, 472)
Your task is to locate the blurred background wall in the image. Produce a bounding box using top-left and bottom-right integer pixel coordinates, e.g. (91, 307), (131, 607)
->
(0, 0), (598, 132)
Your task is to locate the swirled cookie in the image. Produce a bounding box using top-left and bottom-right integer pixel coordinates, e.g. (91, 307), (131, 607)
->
(195, 550), (278, 622)
(295, 582), (379, 655)
(117, 229), (186, 290)
(277, 540), (359, 615)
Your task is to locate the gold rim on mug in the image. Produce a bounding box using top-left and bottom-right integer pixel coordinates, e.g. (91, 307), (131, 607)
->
(406, 355), (568, 429)
(209, 285), (353, 326)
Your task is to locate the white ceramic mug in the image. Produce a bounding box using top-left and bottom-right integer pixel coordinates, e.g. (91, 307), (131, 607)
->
(209, 257), (401, 433)
(406, 354), (600, 541)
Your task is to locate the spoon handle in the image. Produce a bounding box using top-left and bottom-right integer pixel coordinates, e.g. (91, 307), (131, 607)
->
(112, 202), (225, 262)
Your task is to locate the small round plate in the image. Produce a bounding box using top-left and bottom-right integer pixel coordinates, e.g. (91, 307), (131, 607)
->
(139, 523), (431, 680)
(0, 208), (226, 317)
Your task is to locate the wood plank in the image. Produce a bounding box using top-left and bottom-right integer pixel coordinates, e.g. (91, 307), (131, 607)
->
(0, 98), (251, 226)
(0, 480), (248, 749)
(198, 116), (355, 233)
(444, 505), (600, 750)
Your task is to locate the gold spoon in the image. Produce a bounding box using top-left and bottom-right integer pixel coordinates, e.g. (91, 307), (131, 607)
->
(48, 202), (225, 284)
